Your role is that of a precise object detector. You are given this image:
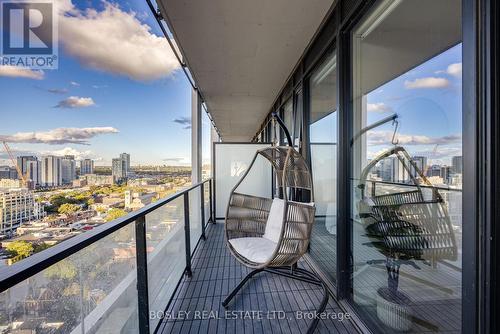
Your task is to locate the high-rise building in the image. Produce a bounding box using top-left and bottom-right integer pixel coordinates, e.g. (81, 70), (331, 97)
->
(0, 166), (18, 180)
(26, 160), (41, 186)
(112, 158), (126, 183)
(80, 159), (94, 175)
(427, 164), (442, 177)
(41, 156), (62, 187)
(411, 156), (428, 176)
(61, 155), (76, 184)
(379, 157), (409, 183)
(16, 156), (37, 178)
(441, 166), (452, 184)
(0, 189), (44, 236)
(112, 153), (131, 183)
(452, 156), (463, 174)
(120, 153), (131, 176)
(0, 166), (11, 179)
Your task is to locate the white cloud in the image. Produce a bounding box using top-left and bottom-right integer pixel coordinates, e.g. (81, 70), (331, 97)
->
(367, 131), (461, 146)
(58, 1), (180, 81)
(0, 127), (119, 145)
(70, 81), (80, 86)
(367, 103), (393, 113)
(41, 147), (96, 160)
(446, 63), (462, 78)
(55, 96), (95, 108)
(404, 77), (450, 89)
(0, 66), (44, 80)
(435, 62), (462, 78)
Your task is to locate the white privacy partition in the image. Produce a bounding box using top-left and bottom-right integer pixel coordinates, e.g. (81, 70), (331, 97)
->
(310, 143), (337, 216)
(214, 143), (272, 218)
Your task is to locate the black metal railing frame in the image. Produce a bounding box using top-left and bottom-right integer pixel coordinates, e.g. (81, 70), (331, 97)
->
(0, 178), (214, 334)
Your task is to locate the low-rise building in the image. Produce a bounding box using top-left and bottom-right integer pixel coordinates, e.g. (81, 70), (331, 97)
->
(125, 191), (157, 210)
(79, 174), (113, 186)
(0, 179), (23, 189)
(0, 189), (45, 236)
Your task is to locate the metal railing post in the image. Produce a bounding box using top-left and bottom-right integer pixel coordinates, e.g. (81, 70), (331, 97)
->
(183, 192), (192, 277)
(135, 215), (150, 334)
(209, 179), (215, 223)
(200, 183), (206, 240)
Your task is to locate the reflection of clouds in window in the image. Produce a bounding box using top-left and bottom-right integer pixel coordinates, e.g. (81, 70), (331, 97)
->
(367, 131), (461, 146)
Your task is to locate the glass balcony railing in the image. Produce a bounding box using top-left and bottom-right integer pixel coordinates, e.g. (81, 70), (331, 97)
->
(0, 179), (213, 334)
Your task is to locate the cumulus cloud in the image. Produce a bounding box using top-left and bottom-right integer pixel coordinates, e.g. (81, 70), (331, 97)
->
(41, 147), (96, 160)
(70, 81), (80, 86)
(0, 66), (44, 80)
(367, 103), (393, 113)
(58, 1), (180, 81)
(367, 131), (461, 146)
(173, 117), (192, 129)
(0, 127), (119, 145)
(404, 77), (450, 89)
(55, 96), (95, 108)
(436, 62), (462, 78)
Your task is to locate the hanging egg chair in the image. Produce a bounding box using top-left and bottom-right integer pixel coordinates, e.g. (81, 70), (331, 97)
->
(222, 113), (328, 334)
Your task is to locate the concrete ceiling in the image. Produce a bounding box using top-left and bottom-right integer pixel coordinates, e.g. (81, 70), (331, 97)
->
(356, 0), (461, 95)
(158, 0), (335, 141)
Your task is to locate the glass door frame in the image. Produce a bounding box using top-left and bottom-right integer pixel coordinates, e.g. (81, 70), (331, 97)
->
(335, 0), (482, 332)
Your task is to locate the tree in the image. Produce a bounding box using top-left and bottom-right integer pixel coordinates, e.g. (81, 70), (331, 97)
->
(58, 203), (81, 215)
(33, 242), (51, 253)
(96, 206), (107, 214)
(105, 208), (128, 222)
(45, 260), (77, 280)
(6, 241), (33, 263)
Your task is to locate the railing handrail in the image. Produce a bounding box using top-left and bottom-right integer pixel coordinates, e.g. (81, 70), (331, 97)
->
(0, 178), (213, 293)
(367, 179), (463, 193)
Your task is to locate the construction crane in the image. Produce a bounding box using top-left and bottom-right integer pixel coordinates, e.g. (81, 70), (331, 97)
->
(2, 141), (28, 187)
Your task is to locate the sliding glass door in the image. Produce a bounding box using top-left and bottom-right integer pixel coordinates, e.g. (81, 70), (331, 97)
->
(309, 50), (338, 283)
(349, 0), (463, 332)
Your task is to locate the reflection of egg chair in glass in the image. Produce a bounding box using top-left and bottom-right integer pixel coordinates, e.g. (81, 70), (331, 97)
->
(222, 114), (326, 334)
(357, 146), (457, 331)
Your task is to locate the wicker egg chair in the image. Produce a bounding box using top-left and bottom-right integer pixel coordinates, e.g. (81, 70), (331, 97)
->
(222, 113), (327, 334)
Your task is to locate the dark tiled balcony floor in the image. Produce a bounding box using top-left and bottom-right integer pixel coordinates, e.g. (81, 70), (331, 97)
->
(158, 223), (358, 334)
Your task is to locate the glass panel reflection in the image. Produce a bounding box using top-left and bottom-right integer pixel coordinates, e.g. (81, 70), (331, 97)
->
(146, 196), (185, 330)
(309, 51), (338, 283)
(350, 0), (462, 332)
(0, 224), (139, 333)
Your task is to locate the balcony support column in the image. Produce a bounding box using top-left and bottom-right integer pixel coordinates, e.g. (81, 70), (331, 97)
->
(191, 88), (202, 184)
(135, 215), (150, 334)
(183, 193), (192, 277)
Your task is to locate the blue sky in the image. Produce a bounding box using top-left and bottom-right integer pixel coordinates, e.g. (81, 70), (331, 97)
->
(0, 0), (209, 166)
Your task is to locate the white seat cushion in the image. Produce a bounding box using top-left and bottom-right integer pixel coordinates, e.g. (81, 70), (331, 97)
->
(263, 198), (285, 243)
(229, 237), (277, 263)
